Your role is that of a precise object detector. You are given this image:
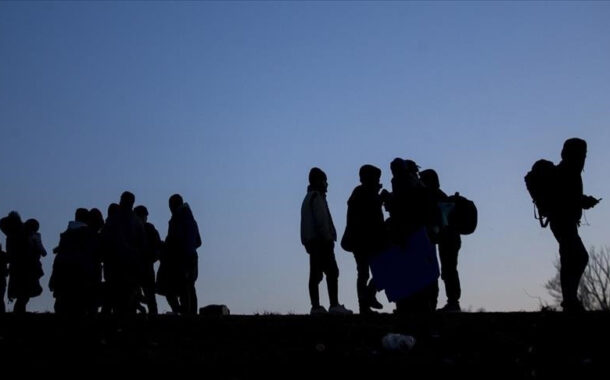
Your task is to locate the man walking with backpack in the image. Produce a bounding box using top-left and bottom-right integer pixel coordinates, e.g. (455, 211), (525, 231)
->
(550, 138), (600, 312)
(528, 138), (601, 312)
(301, 167), (352, 315)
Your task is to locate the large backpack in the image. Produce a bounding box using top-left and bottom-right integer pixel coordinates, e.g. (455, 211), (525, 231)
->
(524, 159), (558, 228)
(446, 192), (477, 235)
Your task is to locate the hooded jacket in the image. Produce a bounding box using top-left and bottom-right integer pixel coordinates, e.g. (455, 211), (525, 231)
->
(300, 188), (337, 246)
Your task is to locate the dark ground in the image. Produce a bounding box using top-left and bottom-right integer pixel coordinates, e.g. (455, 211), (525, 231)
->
(0, 311), (608, 378)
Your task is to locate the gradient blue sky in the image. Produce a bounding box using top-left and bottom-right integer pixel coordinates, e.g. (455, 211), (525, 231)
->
(1, 1), (609, 313)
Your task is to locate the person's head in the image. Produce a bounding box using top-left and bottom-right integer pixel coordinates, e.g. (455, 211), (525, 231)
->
(88, 208), (104, 230)
(120, 191), (135, 210)
(7, 211), (22, 223)
(404, 159), (420, 175)
(308, 167), (328, 192)
(390, 158), (406, 177)
(1, 211), (23, 235)
(107, 203), (120, 221)
(561, 138), (587, 172)
(75, 208), (89, 224)
(420, 169), (440, 190)
(359, 164), (382, 187)
(169, 194), (184, 214)
(24, 218), (40, 233)
(134, 205), (149, 222)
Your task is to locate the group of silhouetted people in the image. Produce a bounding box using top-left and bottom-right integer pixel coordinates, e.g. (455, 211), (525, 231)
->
(301, 158), (466, 315)
(0, 191), (202, 315)
(0, 138), (602, 316)
(301, 137), (601, 315)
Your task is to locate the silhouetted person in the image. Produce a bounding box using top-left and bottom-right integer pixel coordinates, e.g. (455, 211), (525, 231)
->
(25, 219), (47, 260)
(134, 205), (161, 315)
(342, 165), (385, 314)
(158, 194), (201, 315)
(385, 159), (437, 314)
(383, 158), (427, 243)
(382, 158), (409, 228)
(301, 168), (352, 315)
(88, 208), (104, 233)
(548, 138), (600, 312)
(0, 243), (7, 313)
(420, 169), (461, 312)
(87, 208), (104, 311)
(100, 203), (120, 314)
(100, 192), (146, 314)
(49, 208), (99, 314)
(0, 212), (43, 313)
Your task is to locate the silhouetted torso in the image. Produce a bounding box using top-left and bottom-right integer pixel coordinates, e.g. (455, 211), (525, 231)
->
(100, 207), (146, 313)
(165, 204), (201, 282)
(551, 161), (584, 223)
(346, 184), (385, 254)
(7, 224), (43, 302)
(50, 221), (99, 314)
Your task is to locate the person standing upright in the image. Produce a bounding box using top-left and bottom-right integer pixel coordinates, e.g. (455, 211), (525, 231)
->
(134, 205), (162, 315)
(342, 165), (385, 314)
(0, 212), (43, 313)
(549, 138), (600, 312)
(100, 192), (146, 314)
(420, 169), (462, 312)
(301, 167), (352, 315)
(163, 194), (201, 315)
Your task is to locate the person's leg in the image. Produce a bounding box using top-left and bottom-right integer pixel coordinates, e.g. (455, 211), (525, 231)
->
(551, 221), (588, 310)
(0, 277), (5, 313)
(439, 233), (462, 306)
(142, 268), (158, 315)
(321, 246), (339, 307)
(571, 237), (589, 301)
(181, 282), (197, 315)
(190, 283), (198, 314)
(308, 250), (324, 308)
(183, 260), (198, 315)
(354, 252), (369, 311)
(166, 294), (181, 313)
(143, 286), (158, 315)
(14, 296), (29, 313)
(366, 278), (382, 309)
(428, 280), (439, 311)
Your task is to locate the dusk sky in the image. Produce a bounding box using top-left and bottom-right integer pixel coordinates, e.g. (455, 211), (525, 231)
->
(1, 1), (609, 314)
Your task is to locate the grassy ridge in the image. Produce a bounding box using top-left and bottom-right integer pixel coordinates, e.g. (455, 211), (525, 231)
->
(0, 312), (608, 378)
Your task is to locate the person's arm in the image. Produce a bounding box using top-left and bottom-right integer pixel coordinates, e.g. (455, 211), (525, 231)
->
(582, 195), (601, 210)
(312, 195), (333, 243)
(36, 235), (47, 257)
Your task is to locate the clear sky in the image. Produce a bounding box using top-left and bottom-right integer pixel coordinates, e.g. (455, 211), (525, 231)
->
(1, 1), (609, 314)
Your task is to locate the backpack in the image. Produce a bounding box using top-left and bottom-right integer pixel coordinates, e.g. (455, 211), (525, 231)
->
(524, 159), (557, 228)
(446, 192), (477, 235)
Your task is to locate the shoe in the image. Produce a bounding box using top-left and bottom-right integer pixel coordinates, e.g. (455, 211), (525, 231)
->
(310, 306), (328, 315)
(438, 302), (461, 312)
(369, 296), (383, 310)
(328, 304), (353, 315)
